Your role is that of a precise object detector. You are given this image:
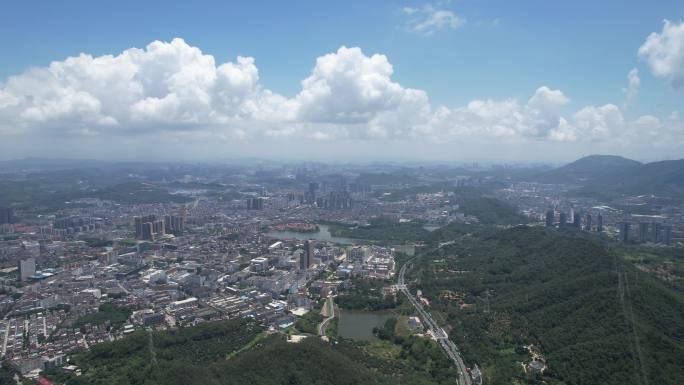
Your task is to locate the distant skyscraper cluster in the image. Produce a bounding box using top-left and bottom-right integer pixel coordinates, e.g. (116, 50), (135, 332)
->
(316, 191), (353, 209)
(134, 215), (166, 241)
(52, 215), (97, 236)
(546, 206), (672, 245)
(164, 215), (185, 235)
(305, 182), (318, 204)
(246, 197), (264, 210)
(284, 178), (358, 209)
(545, 208), (602, 233)
(620, 221), (672, 245)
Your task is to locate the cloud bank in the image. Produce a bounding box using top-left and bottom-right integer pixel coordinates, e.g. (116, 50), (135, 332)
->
(0, 33), (682, 160)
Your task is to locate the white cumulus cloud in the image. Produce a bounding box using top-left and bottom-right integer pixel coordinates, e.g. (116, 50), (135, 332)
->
(638, 20), (684, 88)
(293, 46), (431, 139)
(0, 38), (284, 137)
(430, 86), (571, 141)
(565, 104), (625, 142)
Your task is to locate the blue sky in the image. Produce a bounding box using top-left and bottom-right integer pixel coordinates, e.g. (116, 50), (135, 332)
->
(0, 1), (683, 161)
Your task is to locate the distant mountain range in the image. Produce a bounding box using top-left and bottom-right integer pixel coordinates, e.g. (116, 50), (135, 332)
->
(535, 155), (684, 199)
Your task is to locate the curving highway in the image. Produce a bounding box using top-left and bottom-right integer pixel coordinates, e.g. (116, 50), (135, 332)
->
(397, 258), (474, 385)
(318, 295), (335, 337)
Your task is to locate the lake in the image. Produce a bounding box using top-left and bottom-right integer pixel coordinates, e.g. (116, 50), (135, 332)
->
(337, 309), (393, 340)
(264, 224), (359, 245)
(423, 225), (441, 232)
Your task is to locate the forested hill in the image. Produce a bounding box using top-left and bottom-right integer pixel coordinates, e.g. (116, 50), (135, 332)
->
(414, 226), (684, 385)
(38, 319), (394, 385)
(537, 155), (642, 183)
(38, 317), (455, 385)
(533, 155), (684, 200)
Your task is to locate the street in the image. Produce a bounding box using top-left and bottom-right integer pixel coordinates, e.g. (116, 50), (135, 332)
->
(397, 258), (475, 385)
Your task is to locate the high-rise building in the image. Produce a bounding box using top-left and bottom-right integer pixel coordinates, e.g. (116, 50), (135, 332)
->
(0, 207), (13, 224)
(152, 220), (165, 235)
(545, 209), (554, 228)
(573, 212), (581, 229)
(652, 222), (662, 243)
(315, 191), (353, 209)
(246, 197), (264, 210)
(299, 249), (308, 271)
(135, 215), (157, 239)
(597, 212), (603, 232)
(164, 215), (184, 235)
(305, 239), (315, 269)
(18, 257), (36, 281)
(620, 222), (631, 243)
(299, 240), (315, 270)
(569, 207), (575, 225)
(638, 222), (649, 243)
(559, 212), (567, 229)
(663, 225), (672, 246)
(135, 217), (143, 239)
(303, 182), (318, 204)
(142, 222), (154, 241)
(585, 214), (592, 231)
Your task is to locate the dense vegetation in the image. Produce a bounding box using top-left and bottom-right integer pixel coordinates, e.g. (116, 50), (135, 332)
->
(49, 319), (263, 385)
(336, 278), (398, 311)
(293, 309), (324, 334)
(329, 217), (430, 243)
(83, 238), (113, 248)
(0, 177), (189, 212)
(73, 304), (132, 331)
(212, 336), (390, 385)
(617, 245), (684, 291)
(0, 363), (15, 385)
(46, 316), (463, 385)
(456, 195), (529, 225)
(370, 317), (459, 383)
(90, 182), (191, 204)
(410, 226), (684, 385)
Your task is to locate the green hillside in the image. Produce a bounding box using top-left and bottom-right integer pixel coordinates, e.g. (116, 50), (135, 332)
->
(411, 226), (684, 385)
(44, 317), (457, 385)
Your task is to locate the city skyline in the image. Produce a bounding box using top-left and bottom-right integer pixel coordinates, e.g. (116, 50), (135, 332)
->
(1, 3), (684, 385)
(1, 1), (683, 162)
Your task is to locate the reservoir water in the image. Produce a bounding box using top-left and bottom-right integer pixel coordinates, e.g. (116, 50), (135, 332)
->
(423, 225), (441, 232)
(264, 224), (359, 245)
(337, 309), (393, 340)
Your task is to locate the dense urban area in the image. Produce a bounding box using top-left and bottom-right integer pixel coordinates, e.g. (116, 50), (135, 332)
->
(0, 155), (682, 385)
